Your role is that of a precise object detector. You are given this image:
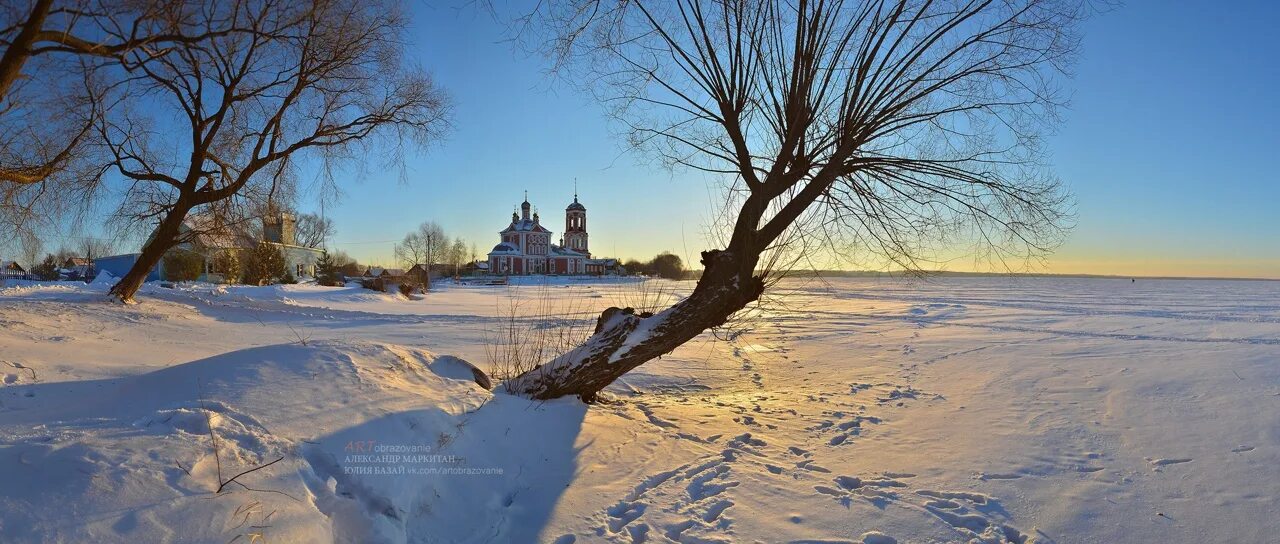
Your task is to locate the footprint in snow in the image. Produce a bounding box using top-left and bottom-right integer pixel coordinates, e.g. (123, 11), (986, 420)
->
(796, 459), (831, 473)
(861, 531), (898, 544)
(817, 473), (1032, 543)
(978, 472), (1023, 481)
(606, 501), (646, 533)
(1147, 457), (1193, 469)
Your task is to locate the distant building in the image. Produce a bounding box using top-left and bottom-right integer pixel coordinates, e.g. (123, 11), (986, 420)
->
(95, 212), (325, 283)
(365, 267), (407, 280)
(585, 258), (625, 276)
(62, 257), (90, 270)
(255, 213), (326, 281)
(58, 257), (93, 280)
(407, 264), (431, 285)
(1, 261), (25, 279)
(487, 192), (593, 275)
(399, 263), (471, 285)
(359, 266), (410, 291)
(462, 260), (489, 275)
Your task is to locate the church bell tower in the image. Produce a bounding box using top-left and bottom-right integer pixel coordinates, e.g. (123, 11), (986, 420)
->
(564, 192), (588, 257)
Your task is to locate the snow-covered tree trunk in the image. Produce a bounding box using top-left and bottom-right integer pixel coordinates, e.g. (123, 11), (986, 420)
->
(505, 0), (1078, 400)
(506, 249), (764, 401)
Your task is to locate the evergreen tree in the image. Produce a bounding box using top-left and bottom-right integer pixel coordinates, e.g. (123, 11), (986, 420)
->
(315, 251), (340, 286)
(31, 254), (59, 280)
(242, 243), (286, 285)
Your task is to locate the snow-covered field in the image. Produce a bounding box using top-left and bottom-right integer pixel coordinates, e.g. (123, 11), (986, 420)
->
(1, 276), (1277, 543)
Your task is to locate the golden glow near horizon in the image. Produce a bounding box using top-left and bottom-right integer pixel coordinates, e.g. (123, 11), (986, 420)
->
(809, 249), (1280, 280)
(1040, 257), (1280, 280)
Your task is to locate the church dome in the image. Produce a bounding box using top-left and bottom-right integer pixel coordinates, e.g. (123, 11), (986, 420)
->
(566, 195), (586, 212)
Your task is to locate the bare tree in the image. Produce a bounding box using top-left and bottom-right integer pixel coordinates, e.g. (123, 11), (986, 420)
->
(0, 0), (254, 244)
(16, 230), (40, 268)
(394, 221), (448, 288)
(393, 231), (427, 271)
(0, 0), (241, 107)
(98, 0), (449, 302)
(79, 235), (115, 276)
(503, 0), (1080, 400)
(449, 236), (468, 274)
(294, 212), (333, 248)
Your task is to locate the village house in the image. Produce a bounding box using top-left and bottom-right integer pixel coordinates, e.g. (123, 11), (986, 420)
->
(61, 257), (92, 278)
(1, 261), (25, 279)
(95, 212), (324, 283)
(359, 266), (410, 291)
(364, 267), (407, 281)
(585, 258), (626, 276)
(462, 260), (488, 275)
(405, 263), (458, 285)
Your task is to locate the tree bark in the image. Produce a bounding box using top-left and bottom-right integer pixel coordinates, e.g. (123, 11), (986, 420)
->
(505, 248), (765, 401)
(0, 0), (52, 103)
(109, 203), (190, 302)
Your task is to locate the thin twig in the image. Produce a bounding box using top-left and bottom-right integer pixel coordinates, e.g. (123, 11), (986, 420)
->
(217, 456), (285, 494)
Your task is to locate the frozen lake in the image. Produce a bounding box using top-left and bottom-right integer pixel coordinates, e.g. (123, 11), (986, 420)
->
(1, 275), (1277, 543)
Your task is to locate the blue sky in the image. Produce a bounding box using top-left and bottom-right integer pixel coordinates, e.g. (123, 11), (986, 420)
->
(312, 1), (1278, 278)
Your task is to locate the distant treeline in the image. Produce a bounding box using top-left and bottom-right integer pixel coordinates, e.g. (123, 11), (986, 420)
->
(624, 253), (690, 280)
(617, 264), (1276, 283)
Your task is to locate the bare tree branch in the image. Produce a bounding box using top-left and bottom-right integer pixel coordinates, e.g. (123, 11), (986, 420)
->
(97, 0), (450, 301)
(501, 0), (1082, 400)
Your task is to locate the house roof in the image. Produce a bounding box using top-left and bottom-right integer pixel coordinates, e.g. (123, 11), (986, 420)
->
(181, 213), (255, 249)
(1, 261), (24, 271)
(381, 268), (405, 277)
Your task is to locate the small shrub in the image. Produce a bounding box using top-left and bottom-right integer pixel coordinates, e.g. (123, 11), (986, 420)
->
(211, 251), (242, 284)
(487, 286), (595, 392)
(280, 271), (297, 284)
(398, 282), (416, 297)
(162, 250), (204, 282)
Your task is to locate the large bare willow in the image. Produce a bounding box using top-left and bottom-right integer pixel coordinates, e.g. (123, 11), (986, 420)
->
(504, 0), (1081, 400)
(100, 0), (449, 301)
(0, 0), (260, 252)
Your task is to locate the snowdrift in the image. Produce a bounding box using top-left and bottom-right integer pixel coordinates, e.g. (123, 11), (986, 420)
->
(0, 340), (581, 543)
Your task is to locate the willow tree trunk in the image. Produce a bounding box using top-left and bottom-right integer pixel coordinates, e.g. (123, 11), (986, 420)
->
(109, 203), (190, 302)
(0, 0), (52, 102)
(505, 249), (765, 401)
